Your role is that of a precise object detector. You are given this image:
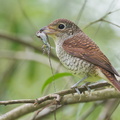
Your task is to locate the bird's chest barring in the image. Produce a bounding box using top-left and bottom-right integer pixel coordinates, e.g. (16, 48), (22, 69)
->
(56, 47), (95, 76)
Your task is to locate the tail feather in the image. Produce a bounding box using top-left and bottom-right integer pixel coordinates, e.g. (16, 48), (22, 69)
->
(100, 67), (120, 92)
(111, 78), (120, 92)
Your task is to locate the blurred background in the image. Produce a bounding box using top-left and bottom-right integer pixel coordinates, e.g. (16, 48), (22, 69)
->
(0, 0), (120, 119)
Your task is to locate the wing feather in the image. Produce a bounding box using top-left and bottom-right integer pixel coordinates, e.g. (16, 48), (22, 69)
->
(62, 32), (120, 76)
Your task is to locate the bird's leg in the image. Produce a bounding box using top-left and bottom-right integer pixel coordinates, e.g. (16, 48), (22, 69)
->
(82, 82), (91, 93)
(71, 76), (88, 88)
(71, 76), (88, 94)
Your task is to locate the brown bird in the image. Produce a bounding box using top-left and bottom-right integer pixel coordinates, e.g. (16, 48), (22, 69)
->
(37, 19), (120, 92)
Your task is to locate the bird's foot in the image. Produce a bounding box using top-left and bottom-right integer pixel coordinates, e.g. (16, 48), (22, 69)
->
(71, 76), (88, 94)
(71, 85), (81, 94)
(82, 82), (91, 93)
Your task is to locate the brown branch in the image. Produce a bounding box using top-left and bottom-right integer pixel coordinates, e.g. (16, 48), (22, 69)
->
(31, 104), (62, 120)
(0, 32), (58, 60)
(0, 33), (41, 51)
(0, 88), (120, 120)
(0, 94), (60, 105)
(0, 50), (62, 71)
(0, 81), (118, 105)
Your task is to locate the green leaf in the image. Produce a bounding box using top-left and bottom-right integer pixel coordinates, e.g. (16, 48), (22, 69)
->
(41, 72), (72, 93)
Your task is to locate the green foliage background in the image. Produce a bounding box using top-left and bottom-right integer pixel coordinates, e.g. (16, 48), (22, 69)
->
(0, 0), (120, 119)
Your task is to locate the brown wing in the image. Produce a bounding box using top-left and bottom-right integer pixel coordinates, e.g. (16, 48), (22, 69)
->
(62, 32), (120, 76)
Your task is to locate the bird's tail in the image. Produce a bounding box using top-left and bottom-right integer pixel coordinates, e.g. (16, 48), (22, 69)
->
(101, 68), (120, 92)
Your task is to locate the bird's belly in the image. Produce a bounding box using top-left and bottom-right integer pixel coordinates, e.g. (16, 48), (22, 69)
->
(57, 48), (96, 77)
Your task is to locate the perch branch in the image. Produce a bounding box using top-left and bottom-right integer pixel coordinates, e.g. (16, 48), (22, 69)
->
(0, 88), (120, 120)
(0, 81), (118, 105)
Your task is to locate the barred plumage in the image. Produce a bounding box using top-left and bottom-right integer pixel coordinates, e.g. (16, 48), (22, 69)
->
(37, 18), (120, 91)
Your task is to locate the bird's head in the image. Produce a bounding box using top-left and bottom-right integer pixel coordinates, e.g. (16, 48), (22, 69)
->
(38, 19), (81, 41)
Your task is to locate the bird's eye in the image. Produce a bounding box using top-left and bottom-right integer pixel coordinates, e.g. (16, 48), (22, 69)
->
(58, 24), (65, 29)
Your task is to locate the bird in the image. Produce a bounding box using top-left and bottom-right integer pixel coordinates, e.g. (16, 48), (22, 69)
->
(37, 18), (120, 92)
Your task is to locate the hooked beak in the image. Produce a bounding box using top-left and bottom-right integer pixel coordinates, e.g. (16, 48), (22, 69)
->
(36, 26), (57, 39)
(40, 26), (56, 34)
(39, 26), (50, 33)
(36, 26), (49, 38)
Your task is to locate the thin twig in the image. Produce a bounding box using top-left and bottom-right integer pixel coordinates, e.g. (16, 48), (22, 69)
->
(101, 19), (120, 28)
(92, 0), (118, 38)
(31, 101), (56, 120)
(75, 0), (87, 25)
(18, 0), (37, 31)
(80, 102), (103, 120)
(0, 61), (18, 97)
(33, 105), (62, 120)
(83, 9), (120, 29)
(98, 99), (120, 120)
(105, 99), (120, 120)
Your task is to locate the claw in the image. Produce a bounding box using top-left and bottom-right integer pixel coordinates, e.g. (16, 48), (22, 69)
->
(71, 86), (81, 94)
(82, 82), (91, 93)
(75, 88), (81, 94)
(71, 76), (88, 94)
